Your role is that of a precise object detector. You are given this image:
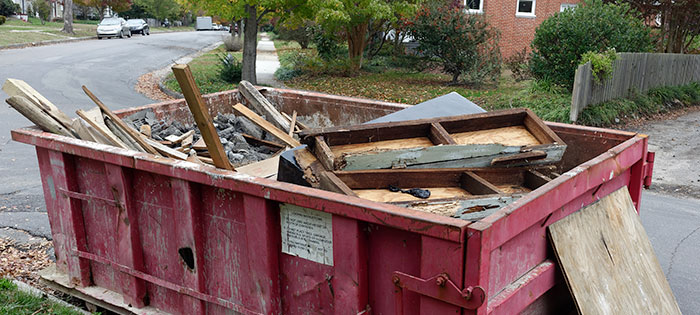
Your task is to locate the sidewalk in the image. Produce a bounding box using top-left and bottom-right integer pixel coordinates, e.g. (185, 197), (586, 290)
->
(256, 33), (285, 88)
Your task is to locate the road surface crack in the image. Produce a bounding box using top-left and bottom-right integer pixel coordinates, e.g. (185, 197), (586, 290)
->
(667, 224), (700, 277)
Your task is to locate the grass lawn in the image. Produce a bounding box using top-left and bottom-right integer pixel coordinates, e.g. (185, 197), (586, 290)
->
(0, 278), (85, 315)
(0, 17), (96, 45)
(163, 44), (242, 94)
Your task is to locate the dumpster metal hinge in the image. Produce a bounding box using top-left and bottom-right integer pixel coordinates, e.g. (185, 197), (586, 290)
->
(643, 152), (655, 188)
(392, 272), (485, 312)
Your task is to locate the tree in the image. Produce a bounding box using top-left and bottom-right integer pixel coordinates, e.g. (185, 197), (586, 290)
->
(0, 0), (20, 17)
(188, 0), (314, 84)
(32, 0), (50, 24)
(315, 0), (393, 71)
(62, 0), (74, 34)
(530, 0), (652, 88)
(408, 2), (501, 85)
(136, 0), (179, 21)
(74, 0), (132, 18)
(604, 0), (700, 53)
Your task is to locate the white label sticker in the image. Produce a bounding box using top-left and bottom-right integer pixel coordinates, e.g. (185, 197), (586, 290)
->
(280, 204), (333, 266)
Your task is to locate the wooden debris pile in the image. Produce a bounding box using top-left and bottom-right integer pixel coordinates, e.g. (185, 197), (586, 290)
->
(294, 108), (567, 220)
(3, 64), (305, 179)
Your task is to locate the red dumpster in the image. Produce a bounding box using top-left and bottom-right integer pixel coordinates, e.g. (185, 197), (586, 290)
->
(12, 87), (654, 314)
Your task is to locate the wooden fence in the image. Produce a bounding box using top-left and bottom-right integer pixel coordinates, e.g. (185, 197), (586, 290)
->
(570, 53), (700, 122)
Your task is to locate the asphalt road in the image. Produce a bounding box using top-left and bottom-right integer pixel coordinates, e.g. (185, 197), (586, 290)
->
(0, 32), (698, 313)
(0, 31), (223, 208)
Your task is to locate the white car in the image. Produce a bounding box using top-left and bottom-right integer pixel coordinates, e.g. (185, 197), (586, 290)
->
(97, 18), (132, 39)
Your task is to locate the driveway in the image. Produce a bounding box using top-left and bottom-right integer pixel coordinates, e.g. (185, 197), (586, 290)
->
(0, 31), (223, 212)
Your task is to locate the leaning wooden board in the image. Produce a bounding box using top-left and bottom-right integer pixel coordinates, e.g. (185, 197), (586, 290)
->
(548, 186), (681, 315)
(299, 108), (566, 170)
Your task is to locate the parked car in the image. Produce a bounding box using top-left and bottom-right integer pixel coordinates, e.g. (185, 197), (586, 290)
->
(97, 18), (131, 39)
(126, 19), (150, 36)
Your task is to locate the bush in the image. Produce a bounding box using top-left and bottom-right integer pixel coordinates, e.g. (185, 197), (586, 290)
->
(408, 2), (501, 85)
(579, 48), (617, 83)
(223, 35), (242, 51)
(310, 27), (343, 61)
(276, 24), (311, 49)
(530, 0), (653, 89)
(0, 0), (18, 16)
(218, 53), (242, 84)
(32, 0), (50, 24)
(505, 48), (531, 81)
(0, 15), (6, 25)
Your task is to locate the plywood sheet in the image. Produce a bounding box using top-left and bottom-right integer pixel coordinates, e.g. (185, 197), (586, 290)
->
(353, 187), (471, 202)
(548, 187), (681, 315)
(451, 126), (540, 146)
(331, 137), (433, 156)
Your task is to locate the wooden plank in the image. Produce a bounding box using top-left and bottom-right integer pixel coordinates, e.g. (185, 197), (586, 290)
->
(241, 133), (285, 150)
(82, 86), (160, 155)
(548, 187), (681, 315)
(238, 80), (290, 131)
(70, 118), (97, 142)
(283, 111), (309, 130)
(490, 150), (547, 166)
(3, 78), (75, 134)
(143, 137), (188, 160)
(76, 108), (130, 149)
(312, 136), (336, 171)
(104, 117), (146, 152)
(428, 123), (456, 145)
(5, 96), (75, 137)
(317, 171), (357, 197)
(171, 64), (234, 170)
(236, 155), (281, 179)
(461, 171), (501, 195)
(450, 126), (539, 146)
(355, 187), (469, 202)
(330, 137), (433, 156)
(232, 103), (301, 148)
(288, 110), (297, 137)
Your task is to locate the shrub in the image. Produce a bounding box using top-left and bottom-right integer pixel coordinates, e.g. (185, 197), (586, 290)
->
(218, 53), (242, 84)
(32, 0), (50, 25)
(505, 48), (531, 81)
(530, 0), (652, 89)
(0, 15), (6, 25)
(310, 26), (343, 61)
(408, 2), (501, 85)
(0, 0), (18, 17)
(223, 35), (242, 51)
(276, 24), (311, 49)
(579, 48), (617, 83)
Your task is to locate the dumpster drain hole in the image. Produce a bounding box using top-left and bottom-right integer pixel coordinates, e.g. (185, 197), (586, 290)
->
(178, 247), (195, 270)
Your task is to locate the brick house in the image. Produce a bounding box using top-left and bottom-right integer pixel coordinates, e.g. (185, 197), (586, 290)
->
(464, 0), (580, 57)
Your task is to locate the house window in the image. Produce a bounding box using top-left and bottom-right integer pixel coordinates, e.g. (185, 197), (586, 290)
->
(516, 0), (536, 17)
(560, 3), (577, 12)
(465, 0), (483, 13)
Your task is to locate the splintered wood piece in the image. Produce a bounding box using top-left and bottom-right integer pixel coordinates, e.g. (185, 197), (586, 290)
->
(70, 118), (96, 142)
(76, 108), (129, 149)
(294, 148), (324, 187)
(198, 156), (215, 165)
(144, 137), (188, 160)
(82, 86), (160, 156)
(461, 171), (502, 195)
(318, 171), (357, 197)
(232, 103), (301, 148)
(428, 123), (456, 145)
(548, 187), (681, 315)
(186, 151), (204, 165)
(104, 116), (146, 152)
(181, 133), (194, 148)
(283, 111), (309, 130)
(490, 150), (547, 166)
(5, 96), (75, 137)
(166, 130), (194, 145)
(3, 78), (76, 134)
(312, 136), (336, 171)
(139, 124), (151, 138)
(236, 155), (281, 179)
(238, 80), (290, 131)
(192, 137), (207, 150)
(172, 64), (234, 171)
(288, 111), (297, 137)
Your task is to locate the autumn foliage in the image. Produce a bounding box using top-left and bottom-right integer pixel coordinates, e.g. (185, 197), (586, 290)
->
(408, 3), (501, 85)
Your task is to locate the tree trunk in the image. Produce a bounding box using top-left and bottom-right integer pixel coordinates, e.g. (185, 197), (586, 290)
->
(62, 0), (74, 34)
(346, 22), (369, 72)
(451, 72), (460, 85)
(242, 5), (258, 84)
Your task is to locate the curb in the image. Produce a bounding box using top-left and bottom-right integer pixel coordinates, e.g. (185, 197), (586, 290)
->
(0, 36), (95, 50)
(158, 80), (184, 99)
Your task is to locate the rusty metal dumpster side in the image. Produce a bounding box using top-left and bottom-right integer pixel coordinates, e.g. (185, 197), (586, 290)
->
(11, 88), (653, 314)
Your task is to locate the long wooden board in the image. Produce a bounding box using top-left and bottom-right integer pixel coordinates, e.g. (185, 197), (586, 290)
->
(76, 108), (130, 149)
(172, 64), (234, 171)
(3, 78), (75, 135)
(238, 80), (290, 131)
(232, 103), (301, 148)
(5, 96), (75, 137)
(548, 187), (681, 315)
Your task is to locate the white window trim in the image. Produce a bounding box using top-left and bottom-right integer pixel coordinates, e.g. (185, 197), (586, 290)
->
(515, 0), (536, 18)
(465, 0), (484, 14)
